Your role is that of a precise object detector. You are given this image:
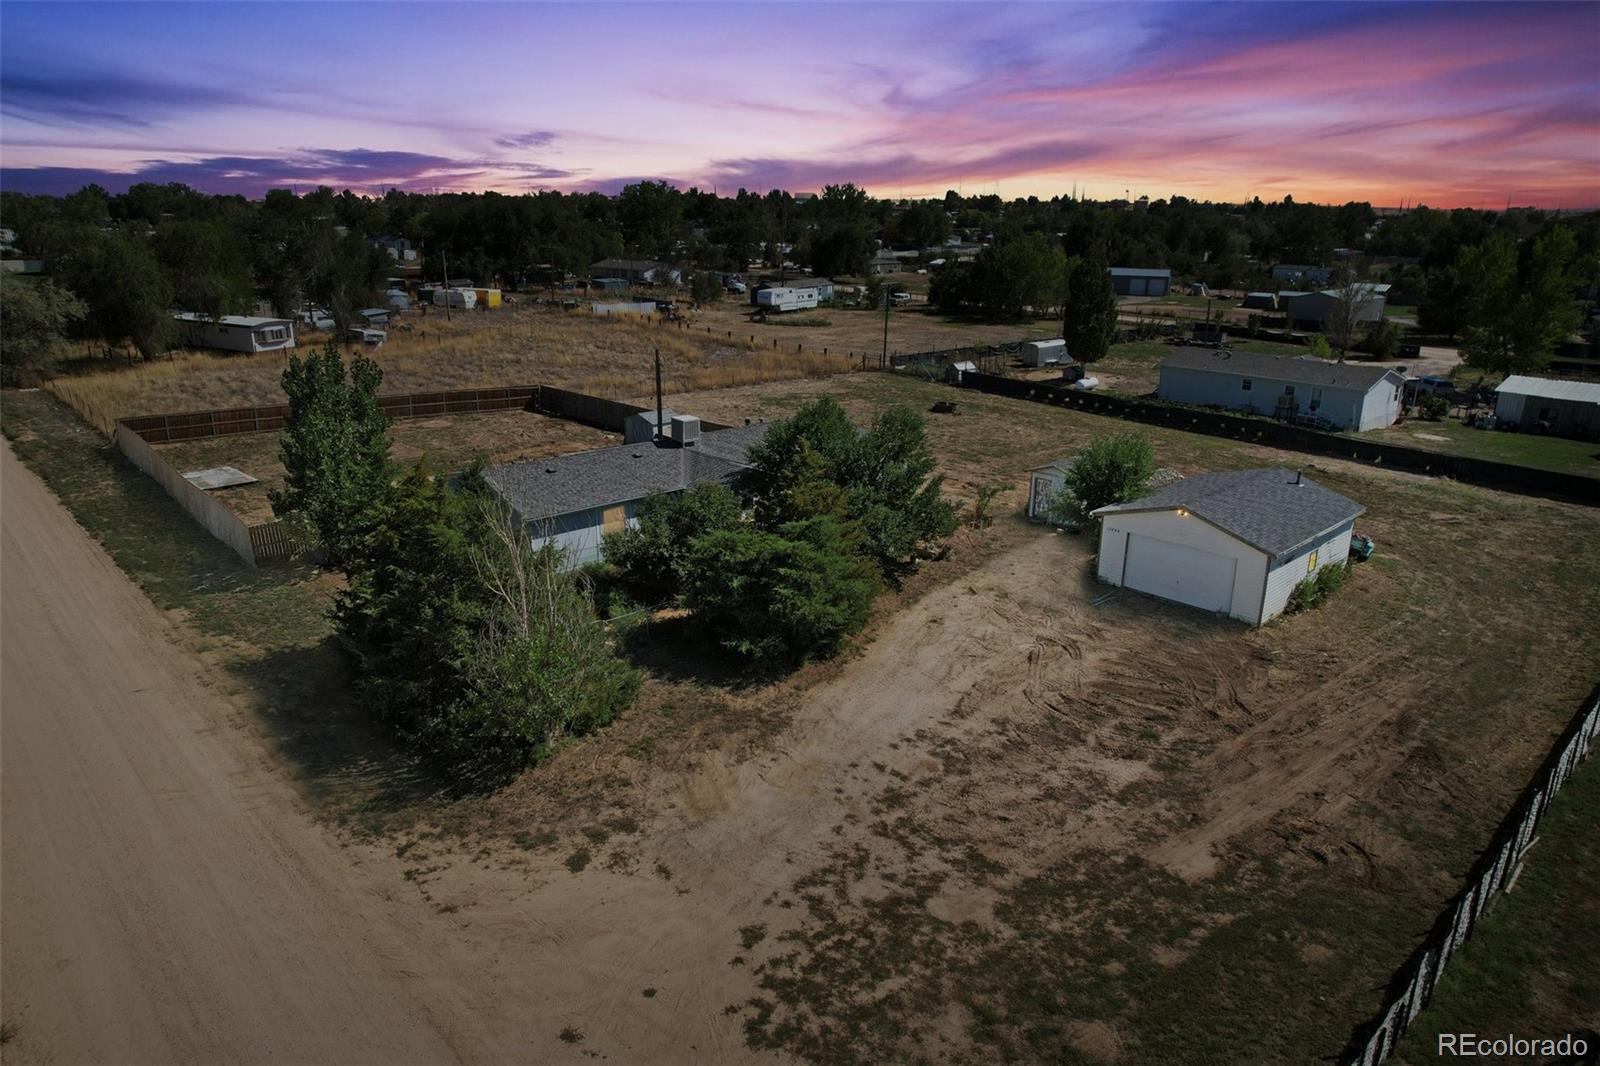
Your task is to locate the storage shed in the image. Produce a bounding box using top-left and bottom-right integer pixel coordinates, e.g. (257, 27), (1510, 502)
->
(1021, 339), (1068, 367)
(1092, 468), (1363, 625)
(1494, 376), (1600, 439)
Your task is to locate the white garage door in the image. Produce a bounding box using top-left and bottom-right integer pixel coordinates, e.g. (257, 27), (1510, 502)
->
(1122, 533), (1236, 613)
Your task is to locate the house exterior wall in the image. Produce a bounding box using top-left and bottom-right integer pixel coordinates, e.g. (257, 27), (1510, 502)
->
(1157, 365), (1399, 431)
(1096, 509), (1268, 624)
(1259, 522), (1355, 623)
(526, 499), (644, 568)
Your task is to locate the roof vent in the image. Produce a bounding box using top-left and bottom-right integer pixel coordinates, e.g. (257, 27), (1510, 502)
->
(545, 466), (556, 474)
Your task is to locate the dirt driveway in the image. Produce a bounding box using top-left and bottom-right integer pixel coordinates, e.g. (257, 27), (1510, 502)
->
(0, 444), (480, 1065)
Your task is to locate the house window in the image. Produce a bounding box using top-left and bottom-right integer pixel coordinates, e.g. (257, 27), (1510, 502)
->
(1307, 549), (1319, 572)
(1241, 378), (1252, 391)
(1311, 387), (1323, 411)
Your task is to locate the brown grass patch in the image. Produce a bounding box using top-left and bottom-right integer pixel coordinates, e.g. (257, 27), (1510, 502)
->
(44, 306), (860, 433)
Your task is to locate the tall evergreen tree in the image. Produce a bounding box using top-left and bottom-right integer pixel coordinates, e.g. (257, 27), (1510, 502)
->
(1061, 253), (1118, 364)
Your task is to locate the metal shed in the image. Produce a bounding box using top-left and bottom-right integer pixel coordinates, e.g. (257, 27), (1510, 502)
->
(1494, 376), (1600, 438)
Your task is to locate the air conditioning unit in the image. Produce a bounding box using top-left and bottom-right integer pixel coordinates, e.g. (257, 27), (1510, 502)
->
(670, 414), (701, 446)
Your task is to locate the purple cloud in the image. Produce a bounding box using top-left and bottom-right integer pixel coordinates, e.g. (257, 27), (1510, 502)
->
(493, 130), (558, 150)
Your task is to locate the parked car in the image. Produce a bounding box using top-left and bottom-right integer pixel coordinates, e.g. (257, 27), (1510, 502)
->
(889, 290), (913, 306)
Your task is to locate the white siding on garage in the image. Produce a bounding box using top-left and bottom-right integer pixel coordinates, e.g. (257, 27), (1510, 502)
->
(1259, 521), (1356, 623)
(1097, 509), (1268, 623)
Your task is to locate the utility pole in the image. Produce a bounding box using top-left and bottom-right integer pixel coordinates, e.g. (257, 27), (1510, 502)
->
(881, 287), (891, 368)
(654, 347), (664, 443)
(441, 248), (452, 322)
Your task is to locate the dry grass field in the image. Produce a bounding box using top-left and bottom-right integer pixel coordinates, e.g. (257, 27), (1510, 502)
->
(43, 304), (860, 433)
(6, 370), (1596, 1065)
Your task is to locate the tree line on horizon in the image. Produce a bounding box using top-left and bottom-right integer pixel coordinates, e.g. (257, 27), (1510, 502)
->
(1, 178), (1595, 380)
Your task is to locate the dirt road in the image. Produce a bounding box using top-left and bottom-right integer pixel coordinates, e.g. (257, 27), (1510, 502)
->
(0, 444), (481, 1065)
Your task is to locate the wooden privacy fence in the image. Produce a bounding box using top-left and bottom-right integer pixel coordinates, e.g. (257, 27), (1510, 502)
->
(113, 422), (261, 565)
(950, 371), (1600, 506)
(1340, 686), (1599, 1065)
(120, 385), (541, 444)
(111, 383), (748, 566)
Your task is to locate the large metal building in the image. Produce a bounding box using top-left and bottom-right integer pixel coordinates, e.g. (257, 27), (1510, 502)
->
(1494, 376), (1600, 439)
(1107, 267), (1171, 297)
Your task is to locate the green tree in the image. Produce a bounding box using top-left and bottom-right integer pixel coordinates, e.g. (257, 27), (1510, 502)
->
(1453, 228), (1584, 375)
(0, 275), (87, 385)
(337, 470), (637, 775)
(1061, 253), (1118, 364)
(684, 516), (878, 666)
(85, 230), (175, 358)
(270, 341), (393, 565)
(602, 483), (743, 604)
(744, 398), (956, 578)
(1049, 432), (1155, 527)
(155, 219), (255, 321)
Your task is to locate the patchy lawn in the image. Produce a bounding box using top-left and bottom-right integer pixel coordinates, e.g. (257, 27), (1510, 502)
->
(1376, 416), (1600, 478)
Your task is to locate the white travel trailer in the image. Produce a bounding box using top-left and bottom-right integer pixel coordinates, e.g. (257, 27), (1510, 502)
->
(755, 286), (821, 313)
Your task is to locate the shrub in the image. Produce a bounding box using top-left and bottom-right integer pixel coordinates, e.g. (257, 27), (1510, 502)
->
(967, 483), (1003, 528)
(1051, 432), (1156, 527)
(1288, 561), (1351, 613)
(683, 516), (878, 666)
(602, 483), (743, 605)
(1418, 393), (1449, 420)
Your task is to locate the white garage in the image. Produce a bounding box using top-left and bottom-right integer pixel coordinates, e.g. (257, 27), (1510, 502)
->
(1091, 467), (1364, 625)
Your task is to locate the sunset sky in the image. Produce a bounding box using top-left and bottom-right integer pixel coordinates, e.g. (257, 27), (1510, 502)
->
(1, 1), (1596, 207)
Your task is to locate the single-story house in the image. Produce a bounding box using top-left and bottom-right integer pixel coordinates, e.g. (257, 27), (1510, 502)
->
(590, 258), (682, 285)
(1494, 376), (1600, 439)
(1108, 267), (1171, 297)
(870, 250), (902, 274)
(1092, 467), (1364, 625)
(1281, 284), (1389, 331)
(173, 313), (296, 354)
(1157, 347), (1405, 431)
(1270, 264), (1333, 286)
(482, 420), (771, 567)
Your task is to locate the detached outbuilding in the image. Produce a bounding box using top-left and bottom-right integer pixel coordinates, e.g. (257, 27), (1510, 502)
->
(1108, 267), (1171, 297)
(1091, 467), (1363, 625)
(1494, 376), (1600, 439)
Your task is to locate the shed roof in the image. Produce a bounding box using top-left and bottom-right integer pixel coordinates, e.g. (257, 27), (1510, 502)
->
(1161, 346), (1400, 392)
(1108, 267), (1172, 278)
(1495, 375), (1600, 405)
(591, 258), (673, 272)
(1094, 467), (1363, 560)
(483, 422), (771, 519)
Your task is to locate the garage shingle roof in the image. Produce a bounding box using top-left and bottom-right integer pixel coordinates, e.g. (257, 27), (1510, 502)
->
(1162, 347), (1399, 392)
(483, 423), (771, 519)
(1093, 467), (1364, 560)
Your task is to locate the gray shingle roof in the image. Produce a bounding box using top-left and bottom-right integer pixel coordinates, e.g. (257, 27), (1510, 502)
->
(1162, 346), (1400, 392)
(1093, 467), (1363, 560)
(483, 423), (772, 519)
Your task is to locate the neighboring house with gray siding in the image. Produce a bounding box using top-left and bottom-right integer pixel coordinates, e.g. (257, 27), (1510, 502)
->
(1092, 468), (1364, 625)
(482, 421), (771, 567)
(1156, 347), (1404, 431)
